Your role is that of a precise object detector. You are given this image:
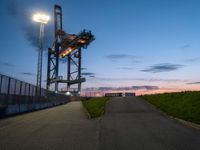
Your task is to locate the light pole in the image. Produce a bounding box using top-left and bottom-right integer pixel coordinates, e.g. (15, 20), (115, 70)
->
(33, 13), (50, 96)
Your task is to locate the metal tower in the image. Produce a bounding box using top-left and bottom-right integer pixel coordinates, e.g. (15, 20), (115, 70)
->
(47, 5), (95, 95)
(33, 13), (50, 96)
(46, 5), (62, 93)
(36, 23), (45, 96)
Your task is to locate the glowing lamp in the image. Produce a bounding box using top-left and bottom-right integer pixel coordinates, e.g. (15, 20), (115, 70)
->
(33, 13), (50, 24)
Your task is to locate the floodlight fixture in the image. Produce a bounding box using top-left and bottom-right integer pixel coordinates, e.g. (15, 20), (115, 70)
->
(33, 13), (50, 24)
(66, 91), (71, 96)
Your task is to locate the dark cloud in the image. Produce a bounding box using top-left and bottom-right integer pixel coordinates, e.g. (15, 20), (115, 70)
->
(182, 44), (191, 49)
(81, 68), (87, 70)
(0, 61), (15, 67)
(105, 54), (139, 64)
(132, 86), (158, 90)
(89, 75), (95, 78)
(186, 82), (200, 85)
(106, 54), (134, 59)
(141, 63), (183, 73)
(22, 72), (36, 76)
(92, 77), (188, 83)
(83, 85), (159, 92)
(184, 57), (200, 63)
(7, 0), (53, 50)
(118, 67), (133, 70)
(82, 72), (95, 76)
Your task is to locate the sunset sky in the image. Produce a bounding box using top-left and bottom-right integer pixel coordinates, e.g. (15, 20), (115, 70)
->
(1, 0), (200, 95)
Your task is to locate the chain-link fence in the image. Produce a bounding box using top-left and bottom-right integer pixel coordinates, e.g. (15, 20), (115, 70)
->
(0, 74), (69, 117)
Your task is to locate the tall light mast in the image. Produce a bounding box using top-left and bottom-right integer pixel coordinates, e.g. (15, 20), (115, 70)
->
(33, 13), (50, 96)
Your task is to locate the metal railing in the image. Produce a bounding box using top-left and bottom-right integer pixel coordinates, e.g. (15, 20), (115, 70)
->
(0, 74), (47, 96)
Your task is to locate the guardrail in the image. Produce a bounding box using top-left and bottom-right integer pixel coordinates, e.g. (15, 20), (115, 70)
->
(0, 74), (70, 117)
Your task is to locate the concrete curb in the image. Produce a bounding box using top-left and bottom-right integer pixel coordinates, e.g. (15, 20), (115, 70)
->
(172, 117), (200, 131)
(139, 97), (200, 131)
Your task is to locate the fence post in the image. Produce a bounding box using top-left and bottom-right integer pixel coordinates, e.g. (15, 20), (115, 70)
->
(0, 75), (2, 93)
(14, 80), (17, 95)
(7, 77), (11, 95)
(19, 81), (22, 95)
(32, 85), (34, 96)
(28, 84), (30, 96)
(24, 83), (27, 96)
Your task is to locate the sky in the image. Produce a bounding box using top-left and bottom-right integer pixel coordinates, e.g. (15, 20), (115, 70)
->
(1, 0), (200, 95)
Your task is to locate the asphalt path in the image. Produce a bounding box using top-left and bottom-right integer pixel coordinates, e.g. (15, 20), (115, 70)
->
(0, 97), (200, 150)
(0, 102), (98, 150)
(98, 96), (200, 150)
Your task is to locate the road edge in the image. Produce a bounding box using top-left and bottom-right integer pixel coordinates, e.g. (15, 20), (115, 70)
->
(138, 96), (200, 131)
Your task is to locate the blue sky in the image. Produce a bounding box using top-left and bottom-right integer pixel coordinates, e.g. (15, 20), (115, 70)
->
(1, 0), (200, 94)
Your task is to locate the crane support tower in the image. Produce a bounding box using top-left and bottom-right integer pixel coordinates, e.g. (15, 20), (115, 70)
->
(47, 5), (95, 96)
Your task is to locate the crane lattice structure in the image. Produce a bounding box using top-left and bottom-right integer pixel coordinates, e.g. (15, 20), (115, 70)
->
(47, 5), (95, 96)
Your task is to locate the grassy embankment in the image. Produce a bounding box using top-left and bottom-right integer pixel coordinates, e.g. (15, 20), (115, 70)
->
(82, 97), (108, 118)
(142, 91), (200, 124)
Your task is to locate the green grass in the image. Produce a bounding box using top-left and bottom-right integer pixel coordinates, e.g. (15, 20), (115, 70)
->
(82, 97), (109, 118)
(142, 91), (200, 124)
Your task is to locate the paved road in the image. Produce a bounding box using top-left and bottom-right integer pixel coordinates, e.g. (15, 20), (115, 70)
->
(0, 97), (200, 150)
(98, 97), (200, 150)
(0, 102), (98, 150)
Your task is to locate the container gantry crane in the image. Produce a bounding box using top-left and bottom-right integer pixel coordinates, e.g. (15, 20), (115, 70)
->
(47, 5), (95, 96)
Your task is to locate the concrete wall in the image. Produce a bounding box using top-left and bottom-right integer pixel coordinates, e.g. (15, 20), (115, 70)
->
(0, 94), (70, 117)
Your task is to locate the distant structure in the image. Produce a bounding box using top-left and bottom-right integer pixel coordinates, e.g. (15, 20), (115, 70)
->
(105, 92), (135, 97)
(47, 5), (95, 96)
